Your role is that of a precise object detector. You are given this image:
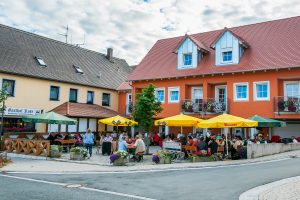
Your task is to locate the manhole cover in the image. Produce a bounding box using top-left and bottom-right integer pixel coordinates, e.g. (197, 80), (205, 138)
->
(65, 184), (83, 188)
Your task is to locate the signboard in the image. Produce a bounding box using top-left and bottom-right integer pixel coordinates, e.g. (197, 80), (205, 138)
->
(4, 107), (42, 116)
(163, 141), (182, 151)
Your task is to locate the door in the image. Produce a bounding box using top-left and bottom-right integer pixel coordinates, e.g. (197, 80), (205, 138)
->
(215, 85), (227, 112)
(191, 87), (203, 112)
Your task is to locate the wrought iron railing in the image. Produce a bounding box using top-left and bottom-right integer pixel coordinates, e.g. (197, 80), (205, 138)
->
(181, 98), (228, 114)
(274, 96), (300, 113)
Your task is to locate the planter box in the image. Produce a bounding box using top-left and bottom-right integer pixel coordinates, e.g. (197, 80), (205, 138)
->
(159, 157), (172, 164)
(191, 156), (214, 162)
(70, 152), (84, 160)
(113, 157), (127, 166)
(50, 150), (61, 158)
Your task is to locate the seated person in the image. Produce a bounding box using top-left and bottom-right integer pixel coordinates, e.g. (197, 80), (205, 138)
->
(187, 136), (194, 146)
(164, 135), (173, 142)
(153, 132), (160, 145)
(102, 133), (113, 155)
(63, 132), (70, 140)
(133, 135), (146, 161)
(47, 132), (57, 145)
(197, 137), (207, 151)
(75, 133), (83, 146)
(208, 137), (218, 154)
(292, 136), (299, 143)
(118, 136), (128, 151)
(233, 136), (243, 150)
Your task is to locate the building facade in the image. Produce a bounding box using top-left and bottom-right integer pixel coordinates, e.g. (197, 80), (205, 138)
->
(0, 24), (132, 133)
(127, 17), (300, 138)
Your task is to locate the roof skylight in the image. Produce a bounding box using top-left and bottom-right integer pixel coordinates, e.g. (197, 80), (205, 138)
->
(36, 57), (46, 67)
(73, 65), (84, 74)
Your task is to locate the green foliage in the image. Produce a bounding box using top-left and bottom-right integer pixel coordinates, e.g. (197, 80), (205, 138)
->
(132, 84), (162, 131)
(0, 83), (9, 112)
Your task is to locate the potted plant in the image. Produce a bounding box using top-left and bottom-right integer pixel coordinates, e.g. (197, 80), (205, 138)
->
(152, 150), (172, 164)
(286, 100), (297, 112)
(110, 151), (128, 166)
(50, 145), (62, 158)
(182, 101), (193, 112)
(70, 147), (88, 160)
(277, 99), (286, 111)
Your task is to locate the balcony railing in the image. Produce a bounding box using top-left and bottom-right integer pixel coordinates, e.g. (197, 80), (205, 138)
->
(126, 102), (133, 115)
(274, 96), (300, 113)
(181, 98), (228, 114)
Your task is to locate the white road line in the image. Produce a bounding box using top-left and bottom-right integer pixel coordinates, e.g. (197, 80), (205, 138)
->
(3, 157), (292, 175)
(0, 174), (157, 200)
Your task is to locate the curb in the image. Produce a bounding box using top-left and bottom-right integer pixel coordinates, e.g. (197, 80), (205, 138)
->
(239, 176), (300, 200)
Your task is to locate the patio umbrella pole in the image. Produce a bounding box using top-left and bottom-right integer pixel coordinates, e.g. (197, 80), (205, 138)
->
(181, 126), (183, 134)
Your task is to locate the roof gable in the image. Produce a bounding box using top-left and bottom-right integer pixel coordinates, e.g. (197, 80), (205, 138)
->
(174, 34), (210, 53)
(210, 27), (249, 49)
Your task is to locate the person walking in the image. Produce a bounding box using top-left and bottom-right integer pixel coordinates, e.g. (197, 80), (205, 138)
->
(83, 129), (94, 157)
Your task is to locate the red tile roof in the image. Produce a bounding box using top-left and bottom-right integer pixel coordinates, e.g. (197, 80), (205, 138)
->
(128, 16), (300, 81)
(117, 81), (131, 91)
(51, 102), (121, 118)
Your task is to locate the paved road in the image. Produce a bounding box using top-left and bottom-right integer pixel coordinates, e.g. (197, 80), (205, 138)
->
(1, 158), (300, 200)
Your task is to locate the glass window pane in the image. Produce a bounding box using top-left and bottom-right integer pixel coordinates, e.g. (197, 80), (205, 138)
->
(184, 54), (192, 66)
(69, 89), (77, 102)
(156, 90), (164, 102)
(2, 79), (15, 96)
(102, 93), (110, 106)
(50, 86), (59, 100)
(87, 91), (94, 104)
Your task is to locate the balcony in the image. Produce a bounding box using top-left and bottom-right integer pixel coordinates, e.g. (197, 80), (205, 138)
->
(274, 96), (300, 113)
(181, 98), (228, 114)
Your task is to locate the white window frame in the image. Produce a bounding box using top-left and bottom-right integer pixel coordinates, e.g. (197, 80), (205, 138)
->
(284, 81), (300, 99)
(155, 87), (165, 103)
(253, 81), (270, 101)
(221, 48), (233, 64)
(233, 82), (249, 102)
(126, 93), (132, 115)
(191, 87), (203, 102)
(168, 87), (180, 103)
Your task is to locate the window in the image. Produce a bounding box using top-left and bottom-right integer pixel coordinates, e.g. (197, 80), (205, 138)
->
(254, 81), (270, 101)
(126, 93), (132, 114)
(50, 86), (59, 101)
(73, 65), (83, 74)
(284, 81), (300, 98)
(183, 54), (192, 66)
(69, 89), (78, 102)
(234, 83), (248, 101)
(168, 87), (180, 103)
(36, 57), (46, 67)
(87, 91), (94, 104)
(102, 93), (111, 106)
(2, 79), (15, 96)
(155, 88), (165, 103)
(222, 51), (232, 62)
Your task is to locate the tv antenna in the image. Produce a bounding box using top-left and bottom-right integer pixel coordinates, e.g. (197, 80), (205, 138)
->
(74, 34), (86, 47)
(58, 25), (69, 43)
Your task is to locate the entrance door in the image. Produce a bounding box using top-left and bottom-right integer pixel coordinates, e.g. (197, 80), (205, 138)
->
(191, 87), (203, 103)
(215, 85), (227, 111)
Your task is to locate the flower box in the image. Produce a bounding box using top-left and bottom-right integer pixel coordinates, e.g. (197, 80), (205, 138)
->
(113, 157), (127, 166)
(70, 152), (84, 160)
(69, 147), (88, 160)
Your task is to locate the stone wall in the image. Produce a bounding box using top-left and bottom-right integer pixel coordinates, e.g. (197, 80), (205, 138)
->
(247, 143), (300, 159)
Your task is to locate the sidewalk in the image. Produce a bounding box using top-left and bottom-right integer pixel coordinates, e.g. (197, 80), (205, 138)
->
(2, 149), (300, 173)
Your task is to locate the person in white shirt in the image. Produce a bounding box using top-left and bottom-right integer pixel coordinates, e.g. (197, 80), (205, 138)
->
(177, 132), (183, 139)
(292, 136), (298, 143)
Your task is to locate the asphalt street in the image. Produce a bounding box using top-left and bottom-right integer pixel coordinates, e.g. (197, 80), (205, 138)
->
(1, 158), (300, 200)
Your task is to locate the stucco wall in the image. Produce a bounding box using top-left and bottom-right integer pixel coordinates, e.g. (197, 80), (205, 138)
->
(247, 143), (300, 159)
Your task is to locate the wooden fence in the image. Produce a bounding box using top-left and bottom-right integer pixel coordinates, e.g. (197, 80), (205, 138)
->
(3, 138), (50, 157)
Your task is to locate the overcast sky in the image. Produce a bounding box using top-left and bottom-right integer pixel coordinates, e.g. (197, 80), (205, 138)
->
(0, 0), (299, 65)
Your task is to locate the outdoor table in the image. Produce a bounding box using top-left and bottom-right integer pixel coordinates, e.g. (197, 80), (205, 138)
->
(55, 139), (76, 152)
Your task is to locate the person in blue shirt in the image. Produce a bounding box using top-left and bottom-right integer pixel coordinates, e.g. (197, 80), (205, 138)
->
(118, 136), (128, 152)
(83, 129), (94, 157)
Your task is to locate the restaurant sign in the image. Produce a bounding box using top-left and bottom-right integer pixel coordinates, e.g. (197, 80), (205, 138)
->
(4, 107), (42, 116)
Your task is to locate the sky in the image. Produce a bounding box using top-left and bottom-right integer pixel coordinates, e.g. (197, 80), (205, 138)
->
(0, 0), (299, 65)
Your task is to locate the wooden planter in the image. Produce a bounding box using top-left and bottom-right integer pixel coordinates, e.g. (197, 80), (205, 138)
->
(191, 156), (214, 162)
(50, 150), (61, 158)
(113, 157), (126, 166)
(70, 152), (84, 160)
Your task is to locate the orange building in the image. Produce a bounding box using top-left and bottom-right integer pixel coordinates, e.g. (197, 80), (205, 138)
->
(122, 16), (300, 138)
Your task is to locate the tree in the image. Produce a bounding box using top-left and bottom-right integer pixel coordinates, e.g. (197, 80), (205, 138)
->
(132, 84), (162, 132)
(0, 85), (9, 151)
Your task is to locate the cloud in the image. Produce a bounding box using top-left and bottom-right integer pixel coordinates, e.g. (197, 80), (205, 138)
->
(0, 0), (299, 65)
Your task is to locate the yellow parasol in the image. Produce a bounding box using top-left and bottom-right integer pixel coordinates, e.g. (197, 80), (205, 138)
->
(197, 113), (258, 128)
(98, 115), (138, 126)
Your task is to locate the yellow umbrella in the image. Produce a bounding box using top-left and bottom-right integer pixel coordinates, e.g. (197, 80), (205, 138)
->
(154, 114), (203, 127)
(197, 113), (258, 128)
(98, 115), (138, 126)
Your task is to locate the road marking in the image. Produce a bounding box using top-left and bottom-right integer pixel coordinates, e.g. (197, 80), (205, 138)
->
(3, 157), (292, 175)
(0, 174), (157, 200)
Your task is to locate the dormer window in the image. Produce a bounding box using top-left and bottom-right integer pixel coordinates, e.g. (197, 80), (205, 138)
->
(222, 51), (232, 62)
(36, 57), (46, 67)
(211, 28), (249, 66)
(73, 65), (83, 74)
(174, 34), (209, 70)
(183, 53), (192, 66)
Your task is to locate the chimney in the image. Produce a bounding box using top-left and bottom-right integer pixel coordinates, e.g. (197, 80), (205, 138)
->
(106, 48), (113, 61)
